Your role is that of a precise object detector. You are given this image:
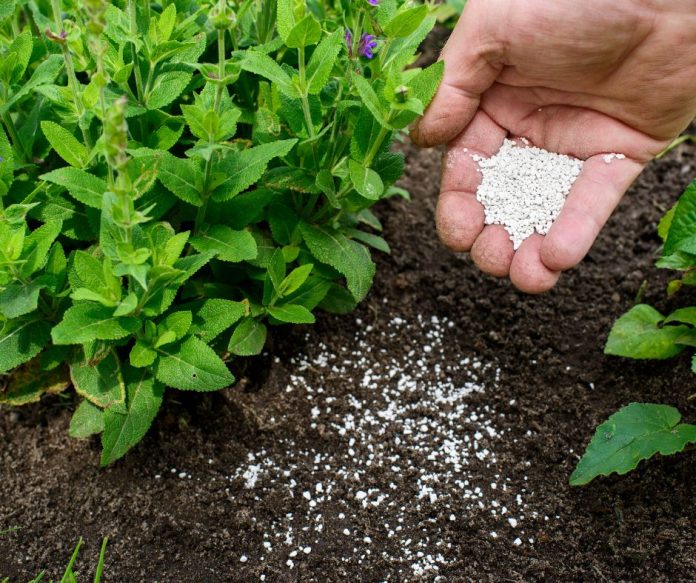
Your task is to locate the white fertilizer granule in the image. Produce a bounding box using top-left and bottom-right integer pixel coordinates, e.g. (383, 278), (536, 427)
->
(472, 139), (584, 250)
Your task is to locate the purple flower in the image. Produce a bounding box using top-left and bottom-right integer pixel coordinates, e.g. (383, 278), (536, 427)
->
(358, 33), (377, 59)
(345, 28), (353, 57)
(367, 0), (380, 5)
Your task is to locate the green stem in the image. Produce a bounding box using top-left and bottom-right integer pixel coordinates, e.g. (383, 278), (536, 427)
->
(297, 46), (316, 139)
(51, 0), (93, 152)
(1, 111), (27, 162)
(214, 27), (226, 112)
(129, 0), (145, 104)
(363, 125), (389, 167)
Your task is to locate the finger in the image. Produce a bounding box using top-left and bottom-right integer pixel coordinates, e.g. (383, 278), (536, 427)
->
(436, 110), (507, 251)
(480, 83), (665, 162)
(470, 225), (514, 277)
(540, 155), (645, 272)
(510, 234), (561, 294)
(410, 1), (503, 147)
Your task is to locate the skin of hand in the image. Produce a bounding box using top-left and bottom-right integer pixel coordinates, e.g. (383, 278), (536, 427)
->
(411, 0), (696, 293)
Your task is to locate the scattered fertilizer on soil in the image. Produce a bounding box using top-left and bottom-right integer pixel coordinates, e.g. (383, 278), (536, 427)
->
(217, 312), (538, 579)
(472, 139), (584, 250)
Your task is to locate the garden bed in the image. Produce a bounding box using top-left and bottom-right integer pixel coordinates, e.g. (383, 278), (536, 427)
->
(1, 133), (695, 581)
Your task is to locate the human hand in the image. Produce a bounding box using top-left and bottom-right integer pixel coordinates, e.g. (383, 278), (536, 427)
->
(411, 0), (696, 293)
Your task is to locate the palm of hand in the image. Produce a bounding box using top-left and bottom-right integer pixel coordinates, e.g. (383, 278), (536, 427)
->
(413, 0), (696, 292)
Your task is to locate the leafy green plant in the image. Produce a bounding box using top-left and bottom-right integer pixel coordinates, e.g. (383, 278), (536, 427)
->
(572, 179), (696, 485)
(0, 0), (443, 464)
(1, 537), (108, 583)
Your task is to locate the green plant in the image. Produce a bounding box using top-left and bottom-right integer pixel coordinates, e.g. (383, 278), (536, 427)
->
(571, 179), (696, 485)
(0, 0), (442, 464)
(0, 537), (108, 583)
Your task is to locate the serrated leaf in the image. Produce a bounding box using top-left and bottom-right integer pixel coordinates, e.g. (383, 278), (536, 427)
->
(130, 340), (157, 368)
(570, 403), (696, 486)
(384, 5), (429, 38)
(276, 0), (296, 43)
(306, 29), (343, 94)
(41, 121), (88, 168)
(0, 0), (14, 21)
(211, 139), (297, 201)
(280, 264), (313, 296)
(228, 318), (267, 356)
(349, 160), (384, 200)
(352, 75), (388, 127)
(0, 126), (13, 196)
(0, 55), (63, 115)
(147, 150), (204, 206)
(69, 400), (105, 439)
(286, 14), (322, 48)
(0, 319), (51, 373)
(100, 368), (164, 465)
(189, 299), (247, 343)
(300, 223), (375, 302)
(52, 304), (140, 345)
(0, 359), (69, 406)
(189, 225), (257, 262)
(146, 71), (192, 110)
(0, 279), (46, 318)
(20, 220), (62, 278)
(41, 168), (106, 209)
(605, 304), (688, 360)
(155, 335), (234, 391)
(5, 29), (32, 83)
(70, 351), (126, 409)
(240, 52), (300, 98)
(268, 303), (315, 324)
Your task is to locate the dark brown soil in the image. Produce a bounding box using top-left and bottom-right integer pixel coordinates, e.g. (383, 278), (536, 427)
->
(2, 33), (696, 583)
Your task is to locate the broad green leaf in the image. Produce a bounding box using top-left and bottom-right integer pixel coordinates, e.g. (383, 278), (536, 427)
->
(20, 220), (62, 277)
(240, 52), (300, 98)
(100, 369), (164, 465)
(0, 126), (13, 196)
(0, 319), (51, 373)
(664, 307), (696, 327)
(70, 351), (126, 410)
(306, 29), (343, 94)
(384, 5), (429, 38)
(41, 168), (106, 209)
(279, 264), (314, 296)
(352, 75), (388, 127)
(286, 15), (322, 48)
(570, 403), (696, 486)
(663, 180), (696, 257)
(300, 223), (375, 302)
(319, 283), (358, 314)
(189, 225), (257, 262)
(5, 29), (32, 83)
(147, 150), (204, 206)
(69, 400), (105, 439)
(276, 0), (295, 43)
(52, 304), (140, 345)
(41, 121), (88, 168)
(0, 55), (63, 115)
(146, 71), (192, 110)
(0, 359), (69, 406)
(605, 304), (688, 360)
(658, 205), (676, 242)
(228, 317), (267, 356)
(156, 336), (234, 391)
(349, 160), (384, 200)
(189, 299), (247, 343)
(0, 0), (14, 21)
(130, 339), (157, 368)
(0, 279), (46, 318)
(211, 139), (297, 201)
(268, 303), (315, 324)
(158, 311), (192, 342)
(346, 229), (391, 254)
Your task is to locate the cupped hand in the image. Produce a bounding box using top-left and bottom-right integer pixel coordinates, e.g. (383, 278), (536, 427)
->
(412, 0), (696, 293)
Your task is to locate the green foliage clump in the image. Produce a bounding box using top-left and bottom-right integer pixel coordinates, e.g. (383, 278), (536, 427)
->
(0, 0), (443, 464)
(573, 179), (696, 485)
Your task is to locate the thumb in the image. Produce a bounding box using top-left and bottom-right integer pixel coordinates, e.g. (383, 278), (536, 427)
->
(411, 1), (503, 147)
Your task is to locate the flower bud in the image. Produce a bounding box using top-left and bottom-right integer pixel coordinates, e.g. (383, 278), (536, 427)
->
(209, 3), (237, 30)
(395, 85), (409, 103)
(104, 96), (129, 172)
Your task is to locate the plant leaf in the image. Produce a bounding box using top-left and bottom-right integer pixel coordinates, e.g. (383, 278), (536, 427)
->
(146, 71), (192, 110)
(41, 121), (88, 168)
(306, 29), (343, 94)
(100, 368), (164, 465)
(70, 351), (126, 410)
(300, 223), (375, 302)
(268, 303), (315, 324)
(0, 318), (51, 373)
(69, 400), (105, 438)
(570, 403), (696, 486)
(286, 14), (322, 49)
(663, 180), (696, 257)
(189, 225), (257, 262)
(228, 317), (267, 356)
(240, 51), (299, 98)
(51, 304), (140, 345)
(189, 299), (247, 343)
(605, 304), (688, 359)
(0, 279), (46, 318)
(349, 159), (384, 200)
(155, 336), (234, 391)
(41, 168), (106, 209)
(0, 358), (68, 405)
